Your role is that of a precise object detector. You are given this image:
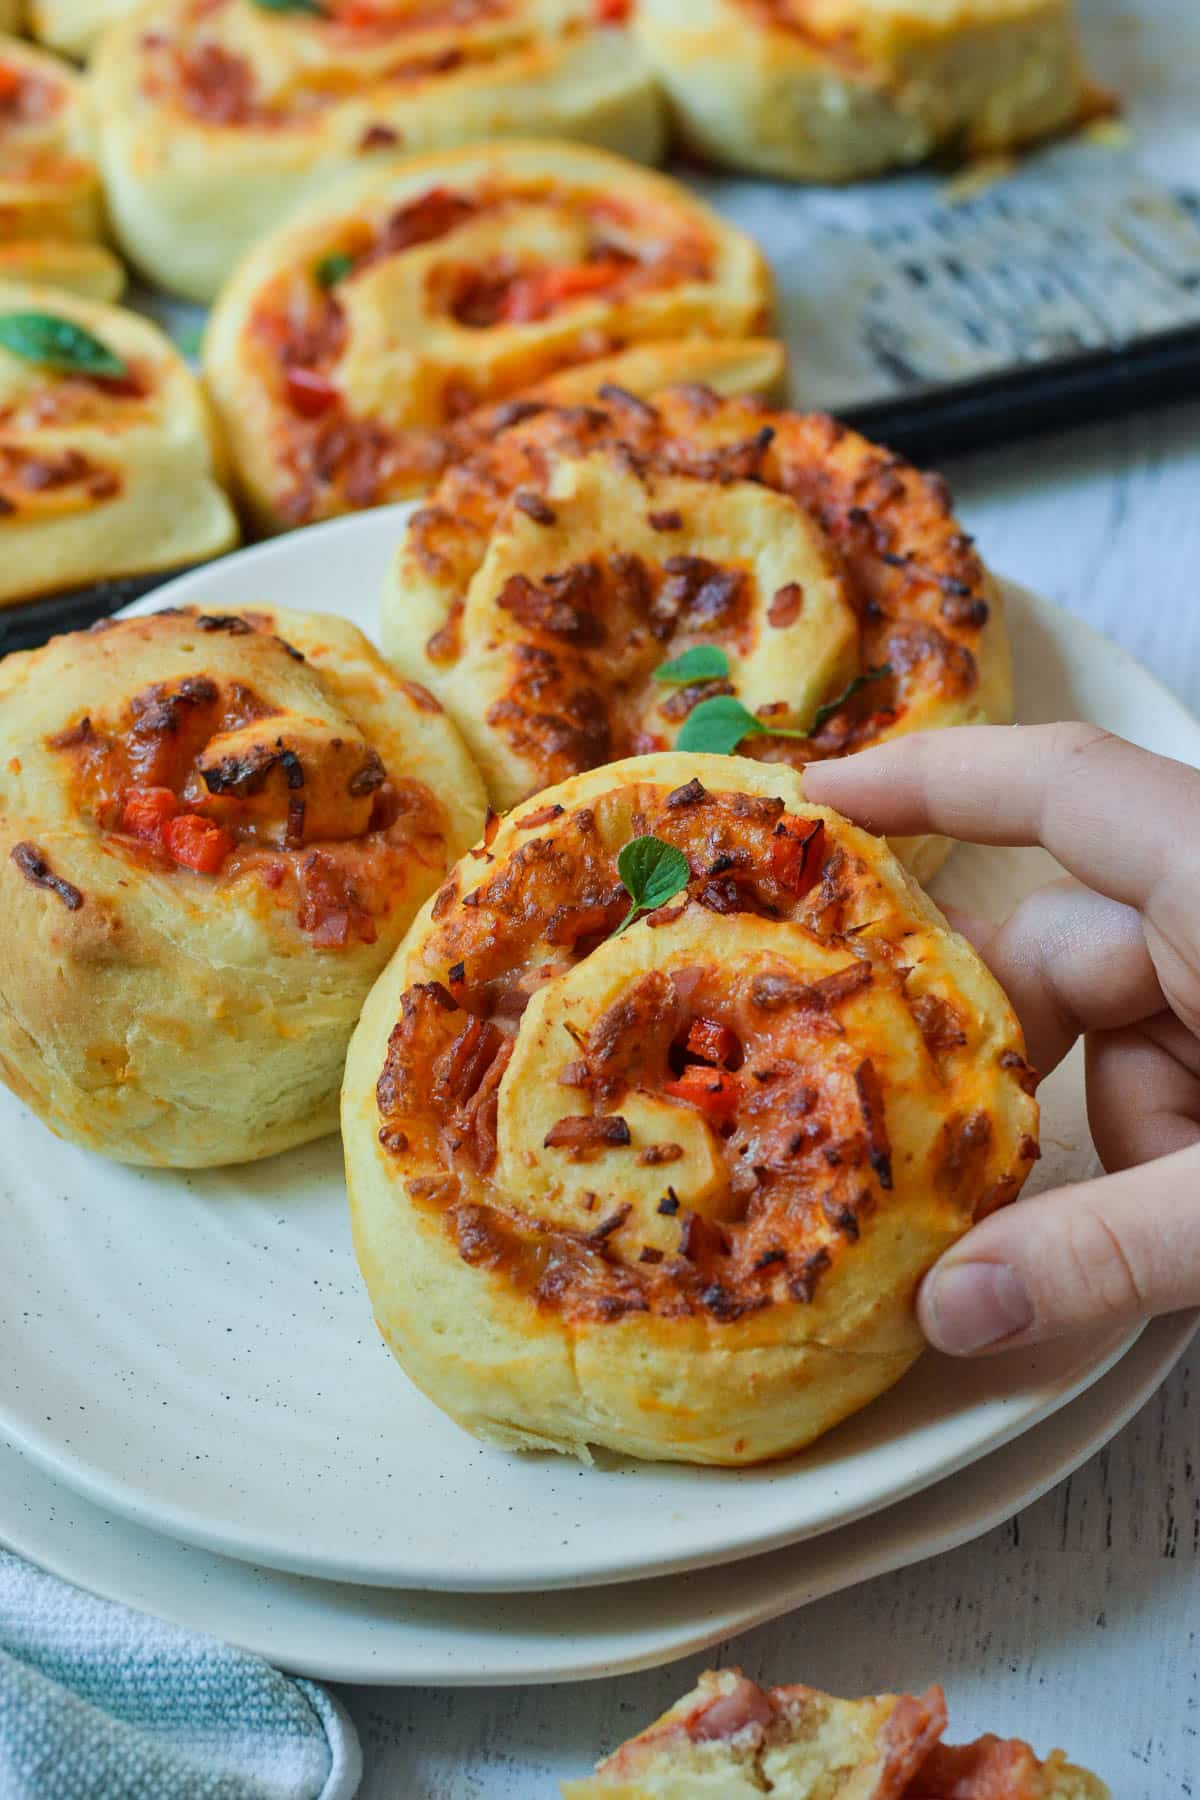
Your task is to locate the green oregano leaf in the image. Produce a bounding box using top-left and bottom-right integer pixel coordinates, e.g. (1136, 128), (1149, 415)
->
(315, 251), (354, 289)
(0, 312), (126, 378)
(677, 664), (896, 755)
(613, 836), (690, 937)
(808, 665), (893, 737)
(676, 696), (776, 756)
(653, 645), (730, 686)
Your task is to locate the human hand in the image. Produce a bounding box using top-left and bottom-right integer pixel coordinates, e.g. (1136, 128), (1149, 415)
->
(804, 724), (1200, 1354)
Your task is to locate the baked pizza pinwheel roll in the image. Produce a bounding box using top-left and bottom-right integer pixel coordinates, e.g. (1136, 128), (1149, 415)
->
(203, 141), (774, 531)
(563, 1669), (1109, 1798)
(0, 604), (487, 1167)
(0, 282), (238, 606)
(0, 38), (125, 302)
(343, 752), (1040, 1466)
(635, 0), (1090, 183)
(92, 1), (667, 303)
(382, 385), (1011, 883)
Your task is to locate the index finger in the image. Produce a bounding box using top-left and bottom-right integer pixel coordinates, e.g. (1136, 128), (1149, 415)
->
(802, 723), (1200, 914)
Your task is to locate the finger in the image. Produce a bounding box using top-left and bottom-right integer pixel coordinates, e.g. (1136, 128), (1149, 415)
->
(954, 878), (1163, 1078)
(917, 1141), (1200, 1354)
(804, 724), (1200, 915)
(1086, 1023), (1200, 1172)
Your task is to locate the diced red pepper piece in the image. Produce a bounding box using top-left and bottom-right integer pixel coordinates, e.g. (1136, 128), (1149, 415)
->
(594, 0), (632, 21)
(121, 785), (178, 845)
(0, 65), (24, 101)
(664, 1065), (740, 1127)
(498, 261), (627, 325)
(771, 815), (825, 898)
(284, 366), (338, 417)
(685, 1017), (740, 1068)
(163, 813), (235, 875)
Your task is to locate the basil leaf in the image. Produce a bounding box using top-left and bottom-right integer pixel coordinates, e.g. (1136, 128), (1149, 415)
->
(808, 664), (893, 737)
(676, 695), (767, 756)
(0, 312), (126, 378)
(315, 251), (354, 288)
(613, 836), (690, 937)
(252, 0), (324, 14)
(653, 645), (730, 686)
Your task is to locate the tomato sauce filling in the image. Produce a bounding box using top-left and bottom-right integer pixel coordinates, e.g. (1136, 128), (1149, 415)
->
(245, 187), (715, 522)
(49, 620), (447, 949)
(375, 781), (963, 1324)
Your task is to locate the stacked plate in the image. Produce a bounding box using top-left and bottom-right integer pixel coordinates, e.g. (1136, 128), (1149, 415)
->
(1, 512), (1196, 1687)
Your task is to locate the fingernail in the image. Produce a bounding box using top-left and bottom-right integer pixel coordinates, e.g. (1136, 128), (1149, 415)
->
(924, 1262), (1034, 1354)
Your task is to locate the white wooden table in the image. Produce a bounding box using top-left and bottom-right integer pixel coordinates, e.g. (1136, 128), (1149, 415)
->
(340, 4), (1200, 1791)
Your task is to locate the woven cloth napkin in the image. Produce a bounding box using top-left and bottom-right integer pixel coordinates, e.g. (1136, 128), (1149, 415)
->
(0, 1550), (362, 1800)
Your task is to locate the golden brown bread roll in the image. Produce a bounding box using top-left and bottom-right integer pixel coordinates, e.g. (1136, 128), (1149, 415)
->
(0, 36), (124, 301)
(635, 0), (1091, 182)
(0, 603), (486, 1166)
(92, 0), (667, 302)
(202, 140), (774, 532)
(343, 752), (1039, 1465)
(0, 281), (237, 605)
(563, 1668), (1108, 1798)
(381, 386), (1011, 884)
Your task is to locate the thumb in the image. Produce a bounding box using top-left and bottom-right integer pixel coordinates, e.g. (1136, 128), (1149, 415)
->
(918, 1143), (1200, 1354)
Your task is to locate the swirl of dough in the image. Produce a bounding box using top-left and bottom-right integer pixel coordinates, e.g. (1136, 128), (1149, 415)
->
(381, 385), (1011, 883)
(0, 37), (124, 300)
(92, 0), (667, 302)
(634, 0), (1090, 182)
(0, 603), (487, 1165)
(343, 752), (1040, 1465)
(0, 282), (239, 605)
(203, 140), (773, 531)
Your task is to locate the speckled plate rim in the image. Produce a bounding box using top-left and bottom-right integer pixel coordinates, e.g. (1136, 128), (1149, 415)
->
(0, 517), (1196, 1595)
(1, 1312), (1193, 1686)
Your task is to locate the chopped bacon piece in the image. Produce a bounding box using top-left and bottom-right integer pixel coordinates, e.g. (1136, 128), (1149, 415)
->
(689, 1676), (774, 1742)
(877, 1687), (951, 1792)
(544, 1115), (632, 1154)
(284, 367), (339, 417)
(436, 1018), (504, 1103)
(907, 1734), (1043, 1797)
(121, 786), (178, 845)
(498, 261), (628, 324)
(771, 816), (825, 898)
(665, 1065), (739, 1127)
(163, 813), (235, 875)
(684, 1017), (740, 1068)
(854, 1056), (894, 1190)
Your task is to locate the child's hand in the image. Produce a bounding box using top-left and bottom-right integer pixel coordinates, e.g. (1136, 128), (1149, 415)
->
(805, 724), (1200, 1354)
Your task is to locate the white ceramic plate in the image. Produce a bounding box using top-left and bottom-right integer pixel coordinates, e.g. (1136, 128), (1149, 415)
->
(1, 1313), (1192, 1686)
(0, 513), (1194, 1594)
